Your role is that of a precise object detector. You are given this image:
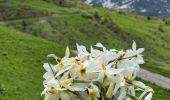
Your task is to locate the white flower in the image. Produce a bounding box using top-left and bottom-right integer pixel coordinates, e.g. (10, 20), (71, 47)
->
(87, 83), (100, 100)
(117, 59), (139, 80)
(42, 78), (77, 100)
(42, 78), (65, 96)
(127, 41), (145, 56)
(86, 56), (124, 76)
(125, 41), (145, 64)
(95, 42), (106, 51)
(145, 92), (153, 100)
(43, 63), (57, 85)
(42, 42), (153, 100)
(76, 43), (89, 61)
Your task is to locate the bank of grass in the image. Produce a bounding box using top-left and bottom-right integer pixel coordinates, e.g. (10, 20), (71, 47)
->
(0, 26), (64, 99)
(4, 15), (170, 78)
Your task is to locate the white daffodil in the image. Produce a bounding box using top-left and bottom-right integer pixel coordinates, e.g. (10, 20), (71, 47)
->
(87, 83), (100, 100)
(117, 59), (140, 80)
(86, 62), (124, 86)
(42, 78), (65, 94)
(125, 41), (145, 64)
(43, 63), (57, 85)
(42, 78), (77, 100)
(42, 78), (65, 99)
(125, 41), (145, 57)
(86, 56), (124, 76)
(90, 46), (102, 59)
(42, 42), (153, 100)
(69, 60), (99, 81)
(44, 91), (77, 100)
(91, 43), (116, 64)
(145, 92), (153, 100)
(76, 43), (89, 62)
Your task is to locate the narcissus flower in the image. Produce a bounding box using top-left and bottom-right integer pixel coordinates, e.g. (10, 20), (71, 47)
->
(42, 41), (153, 100)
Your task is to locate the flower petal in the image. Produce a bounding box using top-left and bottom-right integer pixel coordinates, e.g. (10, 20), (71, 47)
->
(132, 41), (136, 51)
(65, 46), (70, 57)
(95, 42), (106, 51)
(137, 48), (145, 54)
(145, 92), (153, 100)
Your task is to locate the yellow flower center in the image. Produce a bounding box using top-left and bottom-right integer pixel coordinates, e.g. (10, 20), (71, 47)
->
(72, 59), (79, 64)
(60, 79), (73, 87)
(48, 89), (58, 94)
(88, 89), (96, 98)
(79, 67), (86, 75)
(59, 62), (64, 68)
(101, 64), (106, 71)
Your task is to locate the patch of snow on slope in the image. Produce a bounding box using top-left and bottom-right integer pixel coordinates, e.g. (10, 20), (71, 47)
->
(84, 0), (93, 5)
(102, 0), (115, 8)
(140, 9), (147, 13)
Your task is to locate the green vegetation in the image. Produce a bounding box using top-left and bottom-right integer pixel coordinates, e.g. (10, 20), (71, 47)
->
(43, 0), (78, 7)
(0, 26), (64, 99)
(137, 78), (170, 100)
(0, 3), (51, 21)
(1, 0), (170, 77)
(0, 0), (170, 99)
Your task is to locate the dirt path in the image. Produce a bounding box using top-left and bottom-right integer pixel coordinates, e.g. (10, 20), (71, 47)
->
(137, 68), (170, 89)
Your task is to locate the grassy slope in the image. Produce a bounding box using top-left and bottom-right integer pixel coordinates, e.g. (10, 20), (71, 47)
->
(2, 0), (170, 77)
(0, 26), (64, 99)
(108, 12), (170, 77)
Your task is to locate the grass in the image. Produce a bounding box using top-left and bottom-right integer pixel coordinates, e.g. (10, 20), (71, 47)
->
(0, 26), (64, 99)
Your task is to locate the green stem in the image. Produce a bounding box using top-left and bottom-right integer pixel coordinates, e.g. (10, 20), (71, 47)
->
(73, 79), (98, 83)
(47, 57), (55, 76)
(127, 93), (139, 100)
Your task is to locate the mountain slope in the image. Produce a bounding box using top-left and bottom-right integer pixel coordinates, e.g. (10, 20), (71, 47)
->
(82, 0), (170, 17)
(1, 0), (170, 78)
(0, 26), (64, 99)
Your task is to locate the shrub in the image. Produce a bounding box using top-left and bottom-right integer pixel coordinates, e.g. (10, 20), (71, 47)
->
(43, 0), (78, 7)
(0, 4), (50, 21)
(80, 11), (93, 19)
(158, 25), (164, 32)
(163, 18), (170, 25)
(147, 16), (151, 20)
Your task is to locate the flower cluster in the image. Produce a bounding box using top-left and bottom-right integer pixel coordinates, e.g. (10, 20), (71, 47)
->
(42, 41), (153, 100)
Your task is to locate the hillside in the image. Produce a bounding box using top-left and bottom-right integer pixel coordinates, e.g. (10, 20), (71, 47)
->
(0, 0), (170, 99)
(0, 26), (64, 99)
(0, 0), (170, 77)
